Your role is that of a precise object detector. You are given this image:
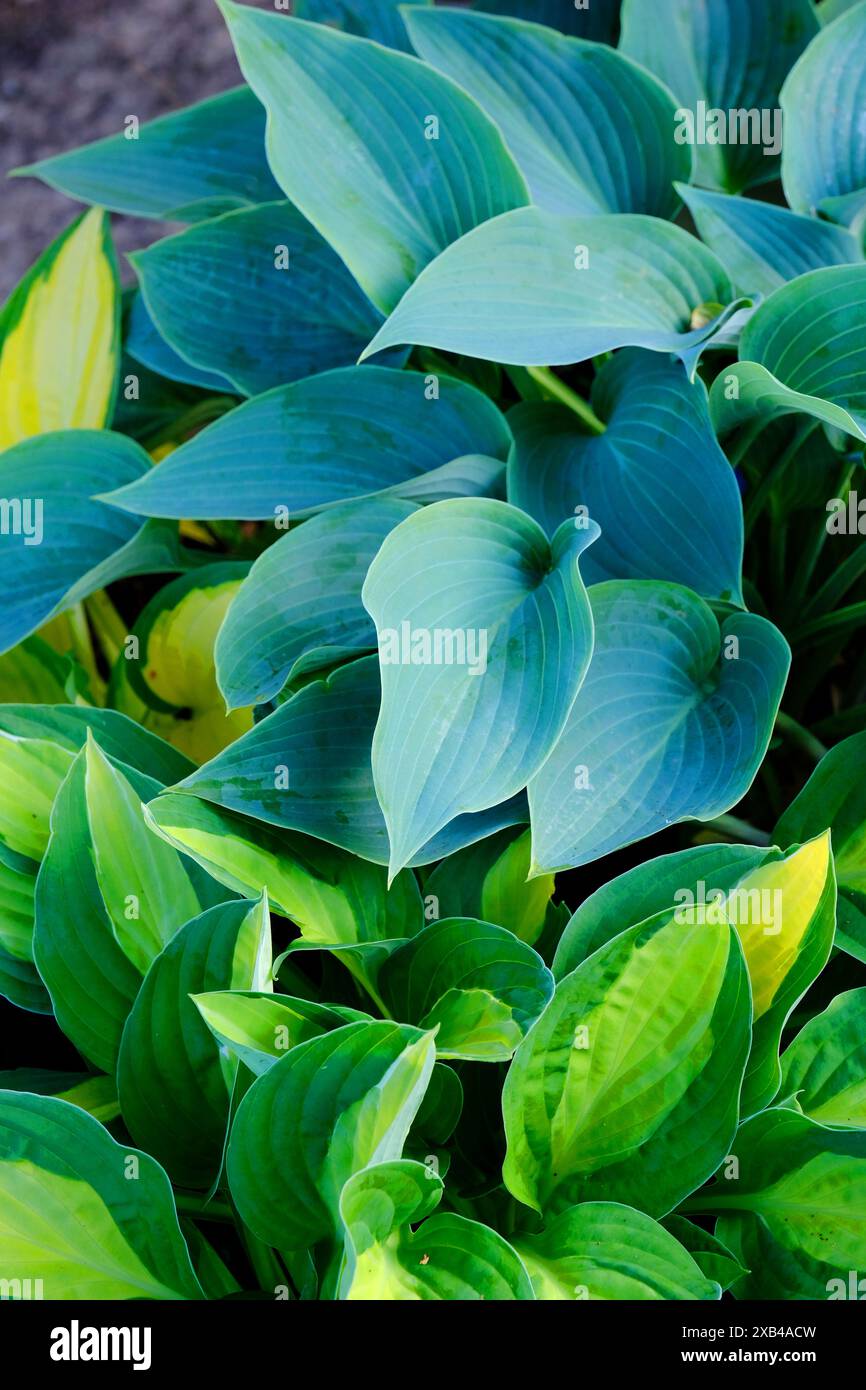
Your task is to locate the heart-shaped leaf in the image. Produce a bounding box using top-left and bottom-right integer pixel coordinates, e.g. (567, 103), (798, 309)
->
(0, 1091), (203, 1299)
(780, 988), (866, 1127)
(362, 498), (598, 877)
(100, 366), (511, 521)
(404, 7), (690, 218)
(528, 581), (790, 873)
(507, 348), (744, 601)
(502, 908), (751, 1217)
(218, 0), (529, 314)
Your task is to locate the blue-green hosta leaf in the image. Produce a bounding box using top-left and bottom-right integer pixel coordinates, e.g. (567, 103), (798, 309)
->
(781, 1), (866, 224)
(472, 0), (621, 43)
(620, 0), (819, 194)
(528, 581), (790, 873)
(227, 1021), (436, 1250)
(661, 1215), (747, 1293)
(425, 827), (554, 948)
(175, 656), (527, 867)
(780, 989), (866, 1127)
(775, 731), (866, 962)
(125, 293), (237, 396)
(34, 750), (226, 1073)
(219, 0), (529, 314)
(215, 498), (418, 709)
(502, 909), (751, 1217)
(294, 0), (426, 49)
(12, 87), (280, 221)
(0, 430), (150, 655)
(132, 202), (396, 397)
(362, 498), (598, 878)
(338, 1159), (533, 1299)
(100, 366), (511, 521)
(678, 184), (864, 296)
(0, 1091), (203, 1299)
(117, 895), (271, 1188)
(553, 841), (777, 978)
(710, 1108), (866, 1300)
(0, 703), (194, 786)
(514, 1202), (720, 1300)
(193, 990), (365, 1076)
(710, 265), (866, 442)
(145, 792), (423, 946)
(363, 207), (743, 370)
(404, 7), (690, 219)
(507, 349), (743, 602)
(378, 918), (554, 1061)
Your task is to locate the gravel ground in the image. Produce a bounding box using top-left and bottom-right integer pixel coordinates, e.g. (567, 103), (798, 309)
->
(0, 0), (273, 298)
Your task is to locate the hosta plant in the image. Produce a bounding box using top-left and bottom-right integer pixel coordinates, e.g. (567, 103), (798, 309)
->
(1, 0), (866, 1304)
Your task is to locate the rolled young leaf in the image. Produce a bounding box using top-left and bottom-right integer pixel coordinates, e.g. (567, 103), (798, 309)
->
(193, 990), (365, 1076)
(362, 498), (598, 878)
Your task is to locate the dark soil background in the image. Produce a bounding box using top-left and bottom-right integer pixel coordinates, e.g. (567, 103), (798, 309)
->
(0, 0), (274, 299)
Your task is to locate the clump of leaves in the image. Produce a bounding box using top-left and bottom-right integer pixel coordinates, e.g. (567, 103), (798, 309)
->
(1, 0), (866, 1303)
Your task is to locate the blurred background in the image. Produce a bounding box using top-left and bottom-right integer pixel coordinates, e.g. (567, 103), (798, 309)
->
(0, 0), (275, 297)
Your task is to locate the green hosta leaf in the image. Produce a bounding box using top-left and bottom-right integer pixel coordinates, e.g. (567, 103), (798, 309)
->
(101, 366), (511, 521)
(0, 635), (74, 705)
(218, 0), (528, 314)
(0, 1091), (202, 1300)
(132, 203), (395, 397)
(710, 266), (866, 442)
(726, 833), (836, 1116)
(620, 0), (818, 194)
(378, 918), (554, 1061)
(145, 792), (423, 946)
(479, 829), (555, 946)
(0, 431), (153, 655)
(118, 895), (271, 1188)
(363, 208), (743, 370)
(528, 581), (790, 873)
(84, 735), (203, 975)
(0, 1070), (119, 1124)
(781, 1), (866, 224)
(514, 1202), (720, 1300)
(0, 704), (194, 786)
(363, 499), (597, 878)
(0, 733), (73, 860)
(661, 1215), (747, 1292)
(404, 7), (690, 218)
(780, 989), (866, 1127)
(0, 946), (50, 1014)
(502, 909), (751, 1218)
(227, 1021), (436, 1250)
(178, 657), (527, 868)
(339, 1159), (533, 1299)
(507, 349), (744, 602)
(193, 990), (364, 1075)
(0, 210), (119, 449)
(0, 855), (36, 963)
(553, 842), (774, 978)
(678, 184), (863, 296)
(215, 499), (417, 708)
(294, 0), (427, 49)
(34, 749), (226, 1073)
(775, 732), (866, 961)
(709, 1108), (866, 1300)
(473, 0), (621, 44)
(13, 87), (281, 221)
(126, 293), (237, 396)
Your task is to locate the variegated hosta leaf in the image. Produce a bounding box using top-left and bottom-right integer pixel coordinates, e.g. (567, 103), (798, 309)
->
(780, 989), (866, 1127)
(775, 732), (866, 962)
(527, 581), (790, 873)
(377, 918), (554, 1061)
(710, 1108), (866, 1300)
(424, 827), (554, 947)
(362, 499), (598, 878)
(117, 895), (271, 1188)
(404, 6), (691, 218)
(0, 1091), (203, 1300)
(192, 990), (366, 1076)
(226, 1021), (436, 1250)
(513, 1202), (720, 1300)
(218, 0), (529, 314)
(710, 265), (866, 442)
(502, 909), (751, 1218)
(0, 210), (119, 450)
(338, 1159), (534, 1300)
(0, 732), (74, 861)
(363, 207), (744, 371)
